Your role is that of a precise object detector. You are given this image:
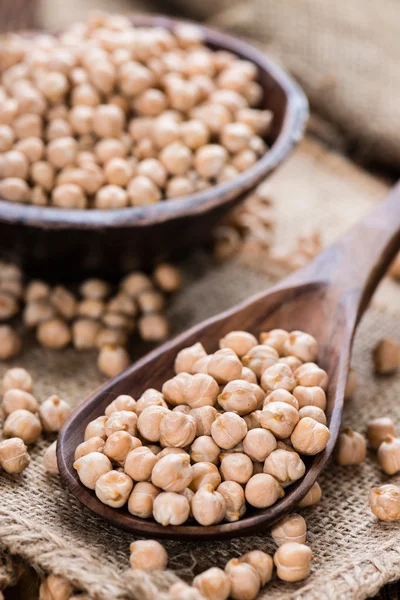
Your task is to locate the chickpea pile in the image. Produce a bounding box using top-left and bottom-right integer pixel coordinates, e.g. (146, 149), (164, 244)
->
(0, 260), (182, 377)
(73, 328), (331, 531)
(0, 13), (272, 209)
(0, 366), (70, 476)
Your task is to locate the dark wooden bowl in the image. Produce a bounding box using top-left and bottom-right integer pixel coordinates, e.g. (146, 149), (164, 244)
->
(0, 14), (308, 278)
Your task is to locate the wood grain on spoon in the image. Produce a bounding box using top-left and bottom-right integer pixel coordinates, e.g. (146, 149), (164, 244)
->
(58, 184), (400, 539)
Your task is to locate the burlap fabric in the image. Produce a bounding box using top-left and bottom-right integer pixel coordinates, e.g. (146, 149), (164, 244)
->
(0, 138), (398, 599)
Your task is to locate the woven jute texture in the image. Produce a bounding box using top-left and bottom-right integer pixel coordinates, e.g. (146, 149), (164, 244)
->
(0, 138), (399, 600)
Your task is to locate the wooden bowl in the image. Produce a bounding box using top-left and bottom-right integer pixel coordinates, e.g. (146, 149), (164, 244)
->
(0, 15), (308, 277)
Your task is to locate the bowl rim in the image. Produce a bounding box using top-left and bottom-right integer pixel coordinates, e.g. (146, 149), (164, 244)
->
(0, 14), (308, 230)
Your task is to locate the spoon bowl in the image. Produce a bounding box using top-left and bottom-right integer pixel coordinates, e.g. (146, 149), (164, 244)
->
(58, 184), (400, 539)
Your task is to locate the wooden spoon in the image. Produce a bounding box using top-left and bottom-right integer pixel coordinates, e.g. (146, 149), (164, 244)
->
(58, 184), (400, 540)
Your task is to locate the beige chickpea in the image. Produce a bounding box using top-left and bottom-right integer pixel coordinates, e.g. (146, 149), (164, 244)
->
(259, 401), (299, 439)
(236, 108), (272, 136)
(264, 389), (299, 410)
(0, 178), (30, 203)
(47, 137), (77, 169)
(52, 183), (86, 209)
(159, 141), (192, 176)
(274, 542), (313, 582)
(193, 567), (230, 600)
(43, 441), (59, 475)
(95, 185), (128, 209)
(298, 481), (322, 508)
(151, 453), (193, 492)
(180, 119), (209, 150)
(217, 480), (246, 522)
(137, 405), (169, 442)
(153, 491), (190, 526)
(46, 118), (72, 141)
(95, 469), (133, 507)
(217, 379), (261, 414)
(292, 386), (326, 410)
(91, 104), (124, 138)
(225, 559), (260, 600)
(84, 416), (108, 441)
(137, 289), (165, 314)
(105, 410), (137, 438)
(190, 461), (221, 491)
(174, 343), (207, 375)
(165, 175), (194, 198)
(377, 435), (400, 475)
(242, 344), (278, 378)
(153, 263), (182, 293)
(0, 291), (19, 320)
(191, 103), (231, 136)
(0, 98), (18, 126)
(25, 280), (50, 303)
(219, 331), (257, 358)
(69, 105), (94, 136)
(31, 161), (55, 191)
(243, 427), (277, 462)
(38, 71), (68, 102)
(0, 125), (14, 152)
(133, 88), (168, 117)
(367, 417), (396, 449)
(373, 338), (400, 374)
(369, 484), (400, 521)
(127, 175), (161, 206)
(192, 483), (226, 526)
(0, 325), (21, 359)
(221, 123), (253, 154)
(72, 319), (100, 350)
(128, 481), (160, 519)
(104, 431), (141, 465)
(259, 330), (289, 355)
(245, 473), (284, 508)
(189, 406), (218, 437)
(0, 151), (29, 179)
(15, 137), (44, 163)
(190, 436), (220, 465)
(23, 300), (54, 327)
(208, 349), (242, 384)
(95, 139), (126, 164)
(261, 363), (297, 392)
(39, 575), (72, 600)
(159, 411), (196, 448)
(232, 149), (257, 172)
(335, 428), (367, 466)
(162, 372), (192, 406)
(121, 271), (152, 298)
(0, 278), (23, 299)
(80, 279), (110, 301)
(98, 345), (131, 378)
(103, 158), (132, 187)
(2, 367), (33, 393)
(344, 368), (357, 400)
(220, 452), (253, 484)
(14, 113), (42, 139)
(0, 438), (30, 474)
(73, 451), (112, 489)
(194, 144), (228, 179)
(124, 446), (158, 482)
(243, 411), (261, 431)
(283, 331), (318, 363)
(298, 406), (327, 425)
(37, 318), (71, 349)
(175, 22), (204, 47)
(240, 550), (273, 587)
(152, 116), (181, 150)
(129, 539), (168, 572)
(51, 286), (77, 320)
(105, 395), (136, 416)
(157, 447), (188, 460)
(78, 299), (104, 320)
(241, 367), (258, 385)
(291, 417), (330, 455)
(264, 449), (305, 486)
(96, 328), (128, 350)
(271, 513), (307, 546)
(2, 389), (38, 416)
(211, 412), (247, 449)
(39, 395), (70, 432)
(3, 409), (42, 444)
(135, 389), (167, 417)
(294, 363), (328, 391)
(192, 355), (213, 375)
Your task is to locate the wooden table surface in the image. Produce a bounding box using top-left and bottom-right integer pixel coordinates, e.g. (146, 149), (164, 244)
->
(0, 2), (399, 599)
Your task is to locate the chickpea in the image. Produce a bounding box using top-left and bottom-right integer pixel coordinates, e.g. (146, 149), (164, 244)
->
(105, 395), (136, 416)
(211, 412), (247, 449)
(160, 411), (196, 448)
(47, 137), (77, 169)
(137, 289), (165, 314)
(264, 449), (305, 486)
(92, 104), (124, 138)
(52, 183), (86, 209)
(192, 483), (225, 526)
(159, 141), (192, 175)
(193, 567), (231, 600)
(190, 461), (221, 491)
(157, 447), (188, 460)
(37, 319), (71, 349)
(0, 150), (29, 180)
(190, 435), (220, 464)
(236, 108), (272, 136)
(15, 137), (44, 163)
(105, 410), (138, 438)
(271, 513), (307, 546)
(220, 452), (253, 484)
(51, 286), (77, 320)
(262, 362), (297, 392)
(373, 338), (400, 374)
(124, 446), (159, 482)
(95, 138), (126, 163)
(128, 481), (160, 519)
(190, 406), (218, 436)
(80, 279), (110, 301)
(240, 550), (273, 587)
(104, 431), (141, 465)
(38, 71), (68, 102)
(225, 559), (260, 600)
(369, 484), (400, 521)
(151, 453), (193, 492)
(2, 367), (33, 393)
(291, 417), (330, 455)
(0, 325), (21, 359)
(31, 161), (55, 191)
(259, 401), (299, 439)
(283, 331), (318, 362)
(292, 386), (326, 410)
(298, 406), (327, 425)
(216, 481), (246, 522)
(241, 367), (257, 384)
(367, 417), (396, 449)
(137, 405), (169, 442)
(39, 395), (71, 432)
(232, 149), (257, 172)
(129, 539), (168, 572)
(174, 343), (207, 374)
(2, 389), (38, 417)
(335, 428), (366, 466)
(153, 265), (182, 295)
(181, 120), (209, 150)
(0, 178), (30, 203)
(377, 435), (400, 475)
(153, 491), (190, 526)
(219, 331), (257, 358)
(188, 374), (221, 409)
(243, 427), (276, 462)
(298, 481), (322, 508)
(242, 345), (278, 378)
(192, 355), (213, 374)
(264, 389), (299, 410)
(72, 319), (101, 350)
(133, 88), (168, 117)
(96, 328), (128, 350)
(162, 372), (191, 406)
(3, 409), (42, 444)
(135, 389), (167, 416)
(0, 438), (30, 474)
(46, 118), (72, 141)
(274, 542), (313, 582)
(243, 411), (261, 431)
(127, 175), (161, 206)
(98, 345), (131, 378)
(84, 416), (108, 441)
(191, 103), (231, 135)
(95, 185), (128, 209)
(294, 363), (329, 391)
(245, 473), (284, 508)
(208, 349), (242, 384)
(194, 144), (228, 179)
(95, 470), (133, 507)
(14, 113), (42, 139)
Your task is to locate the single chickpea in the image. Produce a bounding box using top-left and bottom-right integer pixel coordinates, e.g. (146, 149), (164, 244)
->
(211, 412), (247, 449)
(3, 409), (42, 444)
(259, 329), (289, 354)
(208, 349), (242, 385)
(121, 271), (152, 298)
(2, 367), (33, 393)
(192, 355), (213, 375)
(138, 313), (169, 342)
(298, 406), (327, 425)
(283, 331), (318, 363)
(273, 542), (313, 582)
(175, 22), (204, 47)
(0, 178), (30, 203)
(373, 338), (400, 374)
(294, 363), (329, 391)
(219, 331), (257, 358)
(37, 318), (71, 349)
(137, 289), (165, 314)
(128, 481), (160, 519)
(243, 427), (277, 462)
(43, 441), (59, 475)
(181, 120), (209, 150)
(47, 137), (77, 169)
(291, 417), (330, 455)
(153, 491), (190, 526)
(152, 117), (181, 150)
(118, 60), (154, 96)
(211, 89), (246, 112)
(133, 88), (168, 117)
(174, 343), (207, 375)
(261, 363), (297, 393)
(96, 328), (128, 350)
(15, 137), (44, 163)
(14, 113), (42, 139)
(0, 98), (18, 126)
(31, 186), (47, 206)
(52, 183), (87, 209)
(157, 447), (188, 460)
(23, 301), (55, 328)
(80, 279), (110, 301)
(98, 345), (131, 378)
(74, 451), (112, 489)
(292, 386), (326, 410)
(217, 480), (246, 522)
(92, 104), (125, 138)
(95, 185), (128, 209)
(0, 291), (19, 320)
(236, 108), (272, 136)
(189, 406), (219, 437)
(135, 389), (167, 416)
(191, 103), (231, 135)
(193, 567), (231, 600)
(104, 431), (141, 465)
(0, 325), (21, 359)
(124, 446), (159, 482)
(153, 263), (182, 293)
(220, 452), (253, 484)
(137, 405), (169, 442)
(0, 149), (29, 178)
(71, 319), (100, 350)
(190, 461), (221, 491)
(240, 550), (273, 587)
(31, 161), (55, 191)
(221, 123), (253, 154)
(192, 483), (226, 526)
(151, 453), (193, 492)
(95, 470), (133, 507)
(194, 144), (228, 179)
(219, 380), (262, 415)
(105, 395), (136, 417)
(38, 395), (70, 432)
(232, 149), (257, 172)
(245, 473), (284, 508)
(159, 411), (196, 448)
(377, 435), (400, 475)
(69, 105), (94, 136)
(369, 484), (400, 521)
(335, 428), (367, 466)
(264, 389), (299, 410)
(242, 345), (279, 378)
(225, 558), (260, 600)
(259, 401), (299, 439)
(159, 141), (192, 176)
(344, 368), (357, 400)
(217, 165), (239, 184)
(103, 157), (132, 187)
(166, 175), (194, 198)
(127, 175), (161, 206)
(129, 539), (168, 572)
(298, 481), (322, 508)
(105, 410), (138, 438)
(0, 438), (30, 474)
(51, 286), (77, 320)
(38, 71), (68, 102)
(190, 435), (220, 464)
(271, 513), (307, 546)
(2, 389), (38, 416)
(367, 417), (396, 449)
(46, 118), (72, 141)
(84, 416), (108, 441)
(263, 449), (306, 486)
(95, 139), (126, 164)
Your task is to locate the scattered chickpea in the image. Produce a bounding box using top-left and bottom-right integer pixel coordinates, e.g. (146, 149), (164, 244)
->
(0, 325), (22, 359)
(193, 567), (231, 600)
(271, 513), (307, 546)
(377, 435), (400, 475)
(43, 441), (59, 474)
(344, 368), (357, 400)
(259, 401), (299, 439)
(129, 539), (168, 572)
(264, 448), (305, 486)
(373, 338), (400, 374)
(294, 363), (328, 390)
(274, 542), (313, 582)
(138, 313), (169, 342)
(298, 481), (322, 508)
(211, 412), (247, 449)
(2, 389), (39, 416)
(240, 550), (273, 587)
(0, 437), (30, 473)
(97, 344), (131, 378)
(225, 558), (260, 600)
(39, 395), (71, 432)
(369, 484), (400, 521)
(37, 318), (71, 349)
(3, 409), (42, 444)
(367, 417), (396, 450)
(335, 428), (367, 466)
(2, 367), (33, 393)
